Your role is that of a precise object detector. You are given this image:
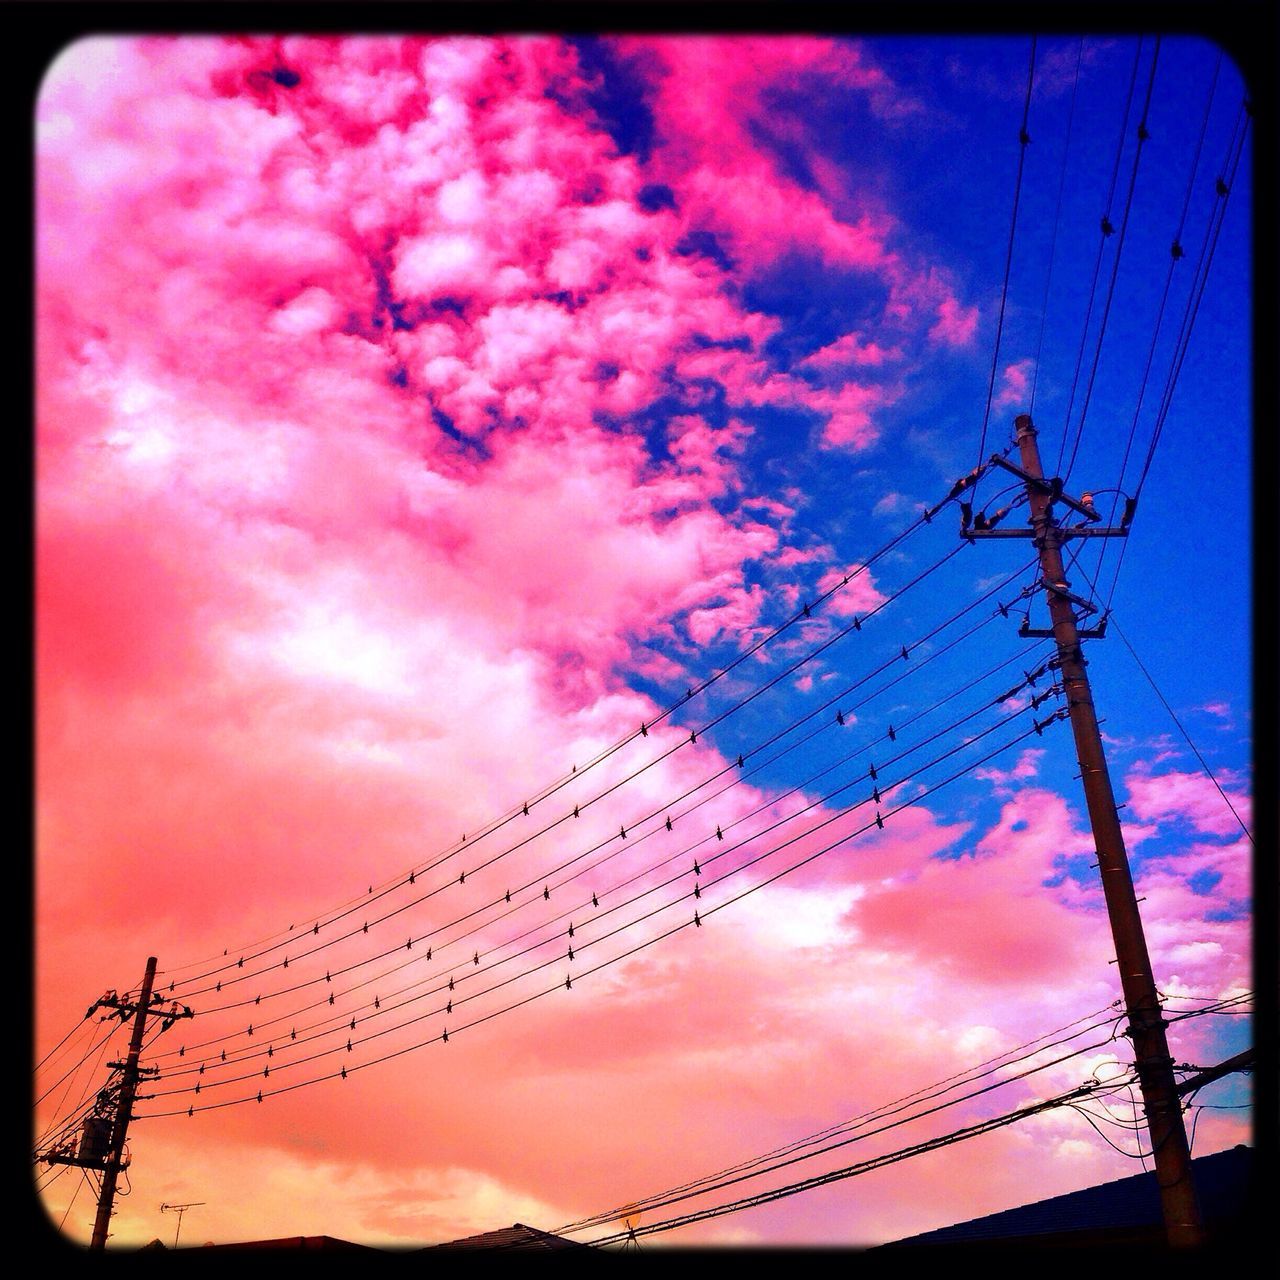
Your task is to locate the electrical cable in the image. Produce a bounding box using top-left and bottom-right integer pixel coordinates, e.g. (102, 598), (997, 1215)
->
(137, 705), (1067, 1115)
(557, 1000), (1127, 1232)
(156, 538), (1027, 1026)
(156, 489), (965, 982)
(142, 592), (1048, 1073)
(1053, 39), (1144, 477)
(1061, 38), (1161, 487)
(1029, 37), (1083, 420)
(1108, 613), (1252, 844)
(160, 508), (979, 997)
(973, 36), (1036, 504)
(143, 678), (1059, 1091)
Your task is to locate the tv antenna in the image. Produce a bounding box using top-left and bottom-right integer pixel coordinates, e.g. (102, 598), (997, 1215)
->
(160, 1201), (205, 1248)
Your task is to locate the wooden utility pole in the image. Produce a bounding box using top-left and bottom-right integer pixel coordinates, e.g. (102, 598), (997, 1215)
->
(968, 414), (1205, 1246)
(43, 957), (193, 1248)
(90, 956), (158, 1250)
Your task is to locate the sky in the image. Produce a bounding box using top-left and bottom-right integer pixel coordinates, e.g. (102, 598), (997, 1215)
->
(32, 29), (1258, 1250)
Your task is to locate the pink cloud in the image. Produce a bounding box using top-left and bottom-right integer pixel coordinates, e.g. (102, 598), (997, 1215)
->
(800, 332), (900, 370)
(1124, 768), (1252, 840)
(814, 565), (888, 618)
(995, 357), (1035, 409)
(612, 36), (976, 354)
(929, 294), (980, 347)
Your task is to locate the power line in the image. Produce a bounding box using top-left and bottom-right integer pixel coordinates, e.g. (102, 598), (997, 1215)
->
(156, 489), (983, 998)
(1109, 614), (1252, 845)
(137, 703), (1066, 1117)
(1060, 37), (1161, 486)
(141, 582), (1047, 1077)
(1054, 39), (1144, 478)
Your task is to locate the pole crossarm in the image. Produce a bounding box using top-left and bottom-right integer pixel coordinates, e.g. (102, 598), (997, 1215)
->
(986, 452), (1103, 522)
(964, 526), (1129, 539)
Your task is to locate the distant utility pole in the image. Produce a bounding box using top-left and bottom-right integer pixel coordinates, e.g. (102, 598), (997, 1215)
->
(966, 414), (1204, 1247)
(45, 956), (193, 1249)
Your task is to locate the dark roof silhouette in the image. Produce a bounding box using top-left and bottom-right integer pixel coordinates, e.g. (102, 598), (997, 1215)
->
(427, 1222), (591, 1252)
(881, 1145), (1255, 1247)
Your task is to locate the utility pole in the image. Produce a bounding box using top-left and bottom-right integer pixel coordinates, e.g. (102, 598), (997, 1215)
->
(967, 414), (1205, 1247)
(42, 959), (193, 1248)
(90, 956), (159, 1249)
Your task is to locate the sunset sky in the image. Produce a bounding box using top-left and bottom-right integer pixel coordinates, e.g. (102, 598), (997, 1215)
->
(34, 30), (1255, 1249)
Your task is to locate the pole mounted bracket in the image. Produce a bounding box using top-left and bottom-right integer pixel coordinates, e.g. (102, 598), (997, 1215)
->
(1043, 580), (1098, 614)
